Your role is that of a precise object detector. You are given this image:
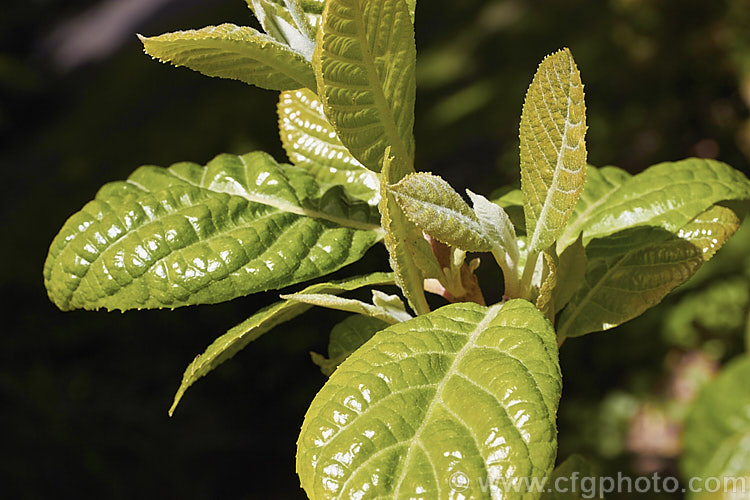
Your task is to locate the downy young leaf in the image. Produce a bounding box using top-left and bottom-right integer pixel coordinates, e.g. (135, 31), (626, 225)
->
(139, 24), (317, 92)
(541, 454), (600, 500)
(247, 0), (326, 33)
(556, 165), (631, 253)
(578, 158), (750, 245)
(379, 152), (431, 315)
(170, 272), (394, 415)
(389, 173), (491, 252)
(311, 315), (390, 376)
(468, 189), (521, 296)
(297, 300), (562, 498)
(44, 152), (382, 311)
(278, 88), (379, 204)
(682, 357), (750, 499)
(520, 48), (587, 255)
(281, 289), (411, 324)
(313, 0), (416, 171)
(246, 0), (320, 59)
(557, 206), (740, 339)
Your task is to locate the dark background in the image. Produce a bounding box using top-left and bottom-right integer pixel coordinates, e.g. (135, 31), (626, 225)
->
(2, 0), (750, 498)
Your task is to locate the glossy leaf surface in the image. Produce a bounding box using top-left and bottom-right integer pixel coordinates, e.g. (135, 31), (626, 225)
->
(578, 159), (750, 245)
(557, 206), (740, 338)
(297, 300), (561, 498)
(520, 48), (587, 254)
(170, 272), (394, 415)
(556, 165), (631, 253)
(44, 152), (382, 311)
(313, 0), (416, 171)
(140, 24), (317, 91)
(682, 357), (750, 499)
(278, 88), (379, 204)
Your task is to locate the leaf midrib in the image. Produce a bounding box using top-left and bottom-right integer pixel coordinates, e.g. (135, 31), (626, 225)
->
(391, 303), (503, 497)
(528, 61), (578, 253)
(349, 0), (412, 168)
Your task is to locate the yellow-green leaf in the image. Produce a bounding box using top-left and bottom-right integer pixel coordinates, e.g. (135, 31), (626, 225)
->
(558, 206), (740, 339)
(379, 152), (430, 315)
(170, 272), (394, 415)
(139, 24), (317, 91)
(277, 88), (379, 204)
(520, 48), (587, 254)
(313, 0), (416, 171)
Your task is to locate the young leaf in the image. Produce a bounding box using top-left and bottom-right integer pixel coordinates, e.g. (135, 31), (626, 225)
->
(139, 24), (317, 92)
(681, 357), (750, 499)
(296, 300), (561, 498)
(246, 0), (317, 60)
(310, 315), (389, 376)
(170, 272), (394, 415)
(379, 152), (431, 315)
(557, 206), (740, 339)
(281, 289), (411, 324)
(578, 158), (750, 245)
(536, 250), (558, 319)
(313, 0), (416, 171)
(277, 89), (379, 204)
(520, 48), (587, 255)
(556, 165), (631, 253)
(246, 0), (325, 35)
(389, 173), (491, 252)
(467, 190), (521, 296)
(44, 152), (382, 311)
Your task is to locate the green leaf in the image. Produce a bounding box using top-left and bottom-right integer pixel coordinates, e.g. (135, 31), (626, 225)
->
(296, 300), (561, 498)
(379, 153), (430, 315)
(541, 454), (600, 500)
(552, 236), (586, 314)
(682, 356), (750, 499)
(556, 165), (631, 253)
(281, 288), (411, 323)
(520, 48), (587, 255)
(311, 315), (389, 376)
(578, 158), (750, 245)
(139, 24), (317, 92)
(277, 88), (380, 204)
(246, 0), (319, 60)
(313, 0), (416, 171)
(389, 173), (490, 252)
(170, 272), (394, 415)
(557, 206), (740, 339)
(44, 152), (382, 311)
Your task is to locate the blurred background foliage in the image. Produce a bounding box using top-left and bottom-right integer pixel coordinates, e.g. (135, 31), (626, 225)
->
(2, 0), (750, 498)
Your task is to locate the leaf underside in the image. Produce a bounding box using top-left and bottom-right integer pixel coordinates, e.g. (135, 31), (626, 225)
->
(277, 88), (380, 204)
(140, 23), (317, 91)
(311, 314), (389, 376)
(313, 0), (416, 171)
(170, 272), (395, 415)
(297, 300), (561, 499)
(558, 205), (740, 338)
(378, 154), (430, 315)
(520, 48), (587, 254)
(44, 152), (381, 311)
